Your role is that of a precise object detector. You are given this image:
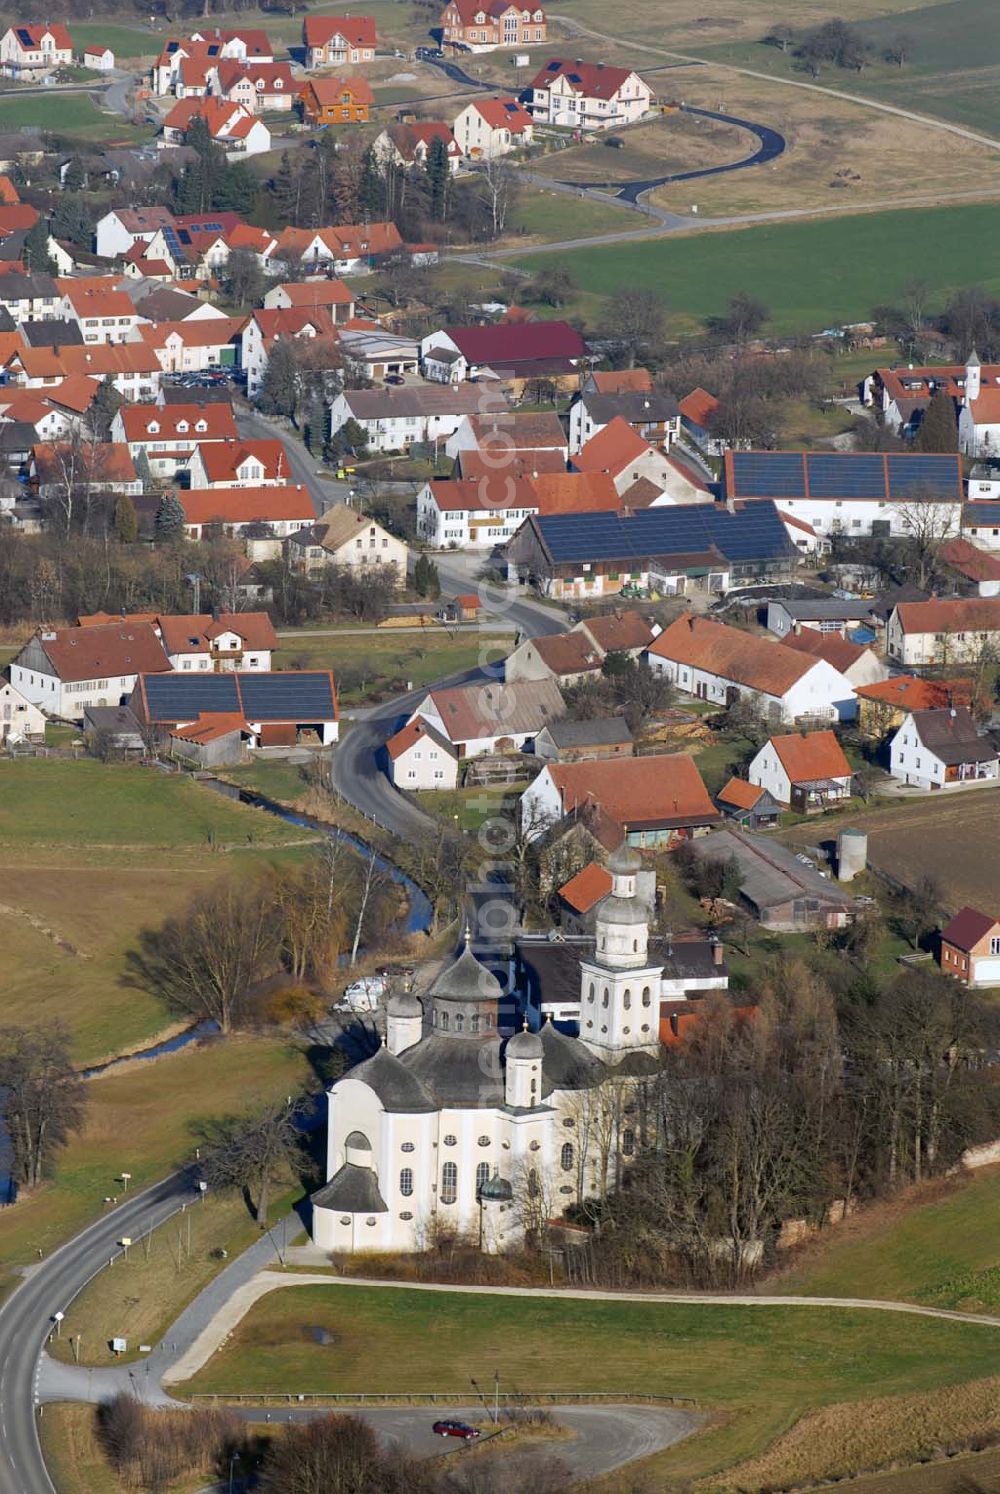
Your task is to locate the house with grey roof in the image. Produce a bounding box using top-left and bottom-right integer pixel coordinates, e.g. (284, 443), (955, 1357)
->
(568, 388), (681, 455)
(889, 707), (999, 791)
(696, 827), (856, 931)
(535, 716), (633, 763)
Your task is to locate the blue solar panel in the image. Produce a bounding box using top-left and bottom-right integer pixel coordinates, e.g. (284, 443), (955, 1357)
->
(807, 454), (885, 499)
(729, 453), (805, 498)
(533, 501), (794, 567)
(140, 672), (336, 724)
(887, 454), (962, 499)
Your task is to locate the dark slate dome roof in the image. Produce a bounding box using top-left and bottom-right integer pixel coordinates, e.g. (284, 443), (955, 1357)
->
(344, 1130), (371, 1149)
(387, 988), (423, 1018)
(597, 892), (648, 926)
(311, 1163), (388, 1214)
(347, 1045), (437, 1113)
(608, 841), (642, 876)
(539, 1021), (607, 1096)
(479, 1169), (513, 1202)
(400, 1032), (505, 1107)
(431, 944), (502, 1004)
(506, 1023), (543, 1059)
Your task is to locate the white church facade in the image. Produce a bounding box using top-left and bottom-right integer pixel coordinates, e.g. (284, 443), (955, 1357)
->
(310, 844), (663, 1254)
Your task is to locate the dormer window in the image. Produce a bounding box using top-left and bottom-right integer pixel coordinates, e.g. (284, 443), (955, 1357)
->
(177, 420), (188, 433)
(147, 421), (159, 434)
(196, 420), (207, 432)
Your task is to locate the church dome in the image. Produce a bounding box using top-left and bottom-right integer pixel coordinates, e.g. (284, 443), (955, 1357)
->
(507, 1022), (543, 1059)
(387, 988), (423, 1018)
(431, 943), (502, 1004)
(478, 1169), (513, 1202)
(608, 841), (642, 876)
(597, 892), (648, 925)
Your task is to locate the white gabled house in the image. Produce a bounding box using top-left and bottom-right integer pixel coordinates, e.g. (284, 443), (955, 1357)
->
(748, 729), (853, 812)
(385, 716), (459, 790)
(526, 57), (651, 130)
(647, 614), (858, 724)
(889, 707), (999, 790)
(0, 678), (46, 743)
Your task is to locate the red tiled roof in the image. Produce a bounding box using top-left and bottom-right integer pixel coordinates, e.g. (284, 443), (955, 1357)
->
(388, 121), (459, 158)
(0, 203), (39, 233)
(558, 861), (612, 913)
(9, 21), (72, 49)
(304, 14), (377, 47)
(458, 448), (565, 481)
(895, 596), (1000, 634)
(427, 475), (538, 513)
(214, 58), (294, 93)
(118, 403), (238, 442)
(469, 97), (533, 133)
(139, 315), (246, 350)
(717, 777), (764, 811)
(385, 715), (456, 761)
(768, 729), (851, 784)
(574, 416), (653, 477)
(678, 386), (719, 427)
(47, 375), (101, 414)
(578, 609), (655, 653)
(425, 677), (564, 743)
(590, 368), (653, 394)
(446, 319), (587, 367)
(0, 176), (19, 205)
(941, 537), (1000, 584)
(156, 611), (277, 655)
(781, 629), (867, 674)
(531, 631), (604, 677)
(650, 615), (817, 698)
(194, 438), (291, 484)
(171, 711), (247, 744)
(548, 754), (718, 830)
(855, 675), (974, 711)
(273, 278), (355, 307)
(941, 905), (999, 953)
(31, 442), (137, 486)
(467, 410), (566, 449)
(304, 75), (375, 106)
(531, 57), (640, 99)
(33, 622), (170, 683)
(531, 471), (620, 515)
(178, 485), (314, 525)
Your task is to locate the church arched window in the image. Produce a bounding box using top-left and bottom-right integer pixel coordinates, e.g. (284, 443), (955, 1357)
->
(589, 982), (595, 1002)
(641, 986), (651, 1007)
(476, 1161), (490, 1196)
(602, 987), (609, 1007)
(623, 989), (631, 1010)
(440, 1011), (450, 1031)
(454, 1012), (464, 1032)
(470, 1012), (480, 1033)
(633, 939), (638, 953)
(399, 1167), (413, 1197)
(600, 935), (605, 951)
(622, 1128), (635, 1157)
(560, 1142), (574, 1172)
(527, 1168), (539, 1198)
(530, 1078), (537, 1101)
(441, 1161), (457, 1203)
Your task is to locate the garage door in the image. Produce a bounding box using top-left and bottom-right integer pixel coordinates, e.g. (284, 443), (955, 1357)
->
(973, 958), (1000, 985)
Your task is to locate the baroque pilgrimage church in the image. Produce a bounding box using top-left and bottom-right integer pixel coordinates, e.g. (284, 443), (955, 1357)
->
(311, 843), (669, 1253)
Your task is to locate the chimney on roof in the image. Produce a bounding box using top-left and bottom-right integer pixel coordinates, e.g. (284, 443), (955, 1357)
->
(711, 933), (724, 967)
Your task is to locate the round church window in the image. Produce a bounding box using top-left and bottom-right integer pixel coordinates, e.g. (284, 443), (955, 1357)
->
(641, 1024), (650, 1033)
(401, 1141), (415, 1152)
(559, 1185), (573, 1195)
(478, 1136), (491, 1147)
(623, 1026), (630, 1035)
(444, 1134), (457, 1146)
(399, 1211), (413, 1220)
(339, 1217), (351, 1226)
(365, 1217), (376, 1226)
(529, 1140), (540, 1151)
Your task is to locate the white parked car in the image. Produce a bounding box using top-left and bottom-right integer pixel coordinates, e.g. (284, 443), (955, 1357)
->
(335, 976), (387, 1013)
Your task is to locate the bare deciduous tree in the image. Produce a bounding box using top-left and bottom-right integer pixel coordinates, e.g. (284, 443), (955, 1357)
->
(0, 1023), (85, 1190)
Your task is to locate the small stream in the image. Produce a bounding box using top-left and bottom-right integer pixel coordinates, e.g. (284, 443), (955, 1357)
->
(0, 787), (430, 1202)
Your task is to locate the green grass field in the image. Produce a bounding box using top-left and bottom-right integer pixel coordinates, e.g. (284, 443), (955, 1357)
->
(0, 93), (147, 144)
(781, 1168), (1000, 1312)
(276, 629), (512, 703)
(694, 0), (1000, 138)
(0, 1036), (311, 1273)
(514, 202), (1000, 333)
(64, 21), (157, 57)
(0, 760), (313, 1061)
(182, 1281), (1000, 1479)
(513, 184), (640, 242)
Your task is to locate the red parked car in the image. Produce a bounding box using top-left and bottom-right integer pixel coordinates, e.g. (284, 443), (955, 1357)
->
(432, 1419), (481, 1441)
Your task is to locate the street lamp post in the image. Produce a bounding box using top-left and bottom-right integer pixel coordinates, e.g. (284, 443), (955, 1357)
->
(229, 1451), (240, 1492)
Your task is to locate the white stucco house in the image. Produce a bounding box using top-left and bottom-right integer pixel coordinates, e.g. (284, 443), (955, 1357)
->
(889, 707), (999, 791)
(10, 621), (171, 722)
(886, 597), (1000, 667)
(385, 717), (459, 790)
(329, 385), (499, 456)
(748, 729), (853, 813)
(526, 57), (652, 130)
(408, 676), (564, 758)
(0, 678), (46, 743)
(310, 846), (661, 1255)
(647, 615), (858, 724)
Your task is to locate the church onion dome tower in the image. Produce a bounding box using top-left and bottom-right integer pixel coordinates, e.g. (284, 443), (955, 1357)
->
(579, 839), (663, 1061)
(505, 1019), (544, 1108)
(386, 987), (423, 1056)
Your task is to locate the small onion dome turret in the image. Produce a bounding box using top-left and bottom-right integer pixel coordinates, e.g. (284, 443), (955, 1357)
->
(478, 1169), (513, 1202)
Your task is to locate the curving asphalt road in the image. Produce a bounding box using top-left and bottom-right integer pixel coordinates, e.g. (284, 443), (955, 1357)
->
(0, 1172), (200, 1494)
(559, 103), (785, 204)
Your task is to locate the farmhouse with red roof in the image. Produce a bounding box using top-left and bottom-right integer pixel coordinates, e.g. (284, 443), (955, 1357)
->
(939, 906), (1000, 988)
(748, 729), (853, 813)
(526, 57), (652, 130)
(453, 97), (534, 156)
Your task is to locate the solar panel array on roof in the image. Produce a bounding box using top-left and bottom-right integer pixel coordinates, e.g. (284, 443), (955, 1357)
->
(729, 453), (805, 498)
(532, 500), (794, 566)
(728, 451), (963, 502)
(17, 27), (33, 44)
(888, 454), (961, 498)
(143, 674), (240, 721)
(240, 673), (335, 720)
(808, 453), (885, 498)
(140, 671), (337, 723)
